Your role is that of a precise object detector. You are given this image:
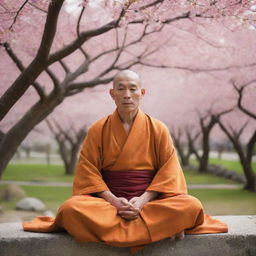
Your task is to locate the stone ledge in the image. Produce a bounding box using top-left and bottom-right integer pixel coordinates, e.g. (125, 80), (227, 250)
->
(0, 216), (255, 256)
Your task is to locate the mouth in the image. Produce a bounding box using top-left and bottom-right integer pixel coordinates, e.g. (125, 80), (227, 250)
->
(122, 103), (133, 105)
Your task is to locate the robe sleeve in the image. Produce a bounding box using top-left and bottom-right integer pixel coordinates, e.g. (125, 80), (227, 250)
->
(146, 122), (187, 195)
(72, 122), (109, 196)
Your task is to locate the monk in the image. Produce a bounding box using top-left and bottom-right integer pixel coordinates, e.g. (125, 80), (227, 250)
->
(23, 70), (228, 251)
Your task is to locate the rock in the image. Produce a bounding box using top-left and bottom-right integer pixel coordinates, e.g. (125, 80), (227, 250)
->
(43, 210), (55, 217)
(230, 173), (246, 184)
(16, 197), (46, 211)
(0, 184), (26, 201)
(221, 169), (233, 178)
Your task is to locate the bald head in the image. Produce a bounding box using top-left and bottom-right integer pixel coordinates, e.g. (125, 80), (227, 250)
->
(113, 70), (141, 88)
(110, 69), (145, 116)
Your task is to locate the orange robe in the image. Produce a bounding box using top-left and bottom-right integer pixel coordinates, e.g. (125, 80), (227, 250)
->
(23, 109), (228, 248)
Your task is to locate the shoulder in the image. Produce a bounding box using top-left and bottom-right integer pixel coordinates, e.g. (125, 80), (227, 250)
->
(145, 113), (169, 134)
(145, 113), (174, 147)
(87, 115), (110, 138)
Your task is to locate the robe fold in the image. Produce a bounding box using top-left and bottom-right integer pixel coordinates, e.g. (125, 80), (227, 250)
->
(23, 109), (228, 249)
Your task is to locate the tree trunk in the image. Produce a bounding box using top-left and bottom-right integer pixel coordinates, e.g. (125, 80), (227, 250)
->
(65, 142), (81, 175)
(239, 153), (256, 192)
(181, 155), (189, 166)
(198, 131), (210, 173)
(0, 93), (64, 179)
(175, 143), (189, 166)
(65, 156), (77, 175)
(243, 165), (256, 192)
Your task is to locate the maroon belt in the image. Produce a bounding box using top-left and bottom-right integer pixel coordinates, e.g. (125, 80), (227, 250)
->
(101, 169), (156, 200)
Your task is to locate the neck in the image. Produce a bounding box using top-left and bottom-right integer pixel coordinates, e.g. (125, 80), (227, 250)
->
(117, 108), (139, 124)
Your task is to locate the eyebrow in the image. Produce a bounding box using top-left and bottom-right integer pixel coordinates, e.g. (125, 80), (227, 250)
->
(116, 83), (138, 87)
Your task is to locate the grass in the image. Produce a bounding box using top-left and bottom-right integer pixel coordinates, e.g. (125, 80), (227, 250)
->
(189, 188), (256, 215)
(1, 184), (255, 216)
(3, 163), (238, 185)
(190, 158), (256, 175)
(0, 184), (72, 213)
(209, 158), (256, 175)
(183, 169), (237, 184)
(21, 185), (72, 211)
(1, 162), (255, 217)
(3, 164), (74, 182)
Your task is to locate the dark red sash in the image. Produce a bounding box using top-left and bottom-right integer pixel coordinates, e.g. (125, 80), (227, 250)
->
(101, 170), (156, 200)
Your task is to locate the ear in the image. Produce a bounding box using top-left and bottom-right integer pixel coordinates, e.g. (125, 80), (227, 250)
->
(141, 88), (146, 96)
(109, 88), (115, 99)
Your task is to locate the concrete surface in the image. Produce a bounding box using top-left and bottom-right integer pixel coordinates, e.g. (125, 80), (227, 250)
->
(0, 216), (255, 256)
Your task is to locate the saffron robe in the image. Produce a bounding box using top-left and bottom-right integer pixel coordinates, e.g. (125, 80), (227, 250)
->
(23, 109), (228, 248)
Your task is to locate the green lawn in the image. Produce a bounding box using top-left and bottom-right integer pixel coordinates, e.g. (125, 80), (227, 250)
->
(3, 163), (238, 185)
(21, 185), (72, 211)
(190, 158), (256, 175)
(189, 188), (256, 215)
(1, 163), (255, 217)
(1, 184), (255, 215)
(183, 169), (237, 184)
(0, 185), (72, 213)
(3, 164), (74, 182)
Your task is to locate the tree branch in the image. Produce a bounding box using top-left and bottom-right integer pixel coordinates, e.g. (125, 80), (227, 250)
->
(45, 68), (60, 91)
(28, 2), (48, 13)
(9, 0), (29, 30)
(67, 77), (114, 96)
(139, 0), (164, 11)
(2, 42), (46, 100)
(232, 79), (256, 120)
(76, 7), (85, 37)
(0, 0), (64, 121)
(59, 60), (70, 74)
(47, 19), (120, 65)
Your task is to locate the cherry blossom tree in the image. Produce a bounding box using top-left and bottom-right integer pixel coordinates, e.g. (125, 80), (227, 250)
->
(218, 118), (256, 191)
(217, 80), (256, 191)
(0, 0), (256, 179)
(46, 119), (87, 175)
(170, 125), (197, 166)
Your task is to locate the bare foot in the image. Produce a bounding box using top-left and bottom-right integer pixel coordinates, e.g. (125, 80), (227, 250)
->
(170, 230), (185, 241)
(176, 230), (185, 240)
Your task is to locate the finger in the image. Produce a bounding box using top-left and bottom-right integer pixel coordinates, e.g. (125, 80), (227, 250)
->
(118, 205), (132, 211)
(119, 198), (131, 206)
(118, 210), (139, 218)
(126, 201), (140, 210)
(120, 207), (140, 214)
(119, 197), (128, 202)
(129, 198), (136, 204)
(129, 197), (139, 205)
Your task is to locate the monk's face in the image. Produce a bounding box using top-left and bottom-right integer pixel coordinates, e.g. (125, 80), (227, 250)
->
(110, 73), (145, 114)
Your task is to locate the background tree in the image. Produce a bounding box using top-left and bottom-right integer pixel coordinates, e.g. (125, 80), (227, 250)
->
(46, 119), (87, 175)
(216, 79), (256, 191)
(185, 125), (201, 164)
(171, 125), (194, 166)
(0, 0), (256, 179)
(193, 109), (233, 173)
(218, 119), (256, 191)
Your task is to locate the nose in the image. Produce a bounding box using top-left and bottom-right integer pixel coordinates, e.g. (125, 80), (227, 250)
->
(123, 89), (131, 99)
